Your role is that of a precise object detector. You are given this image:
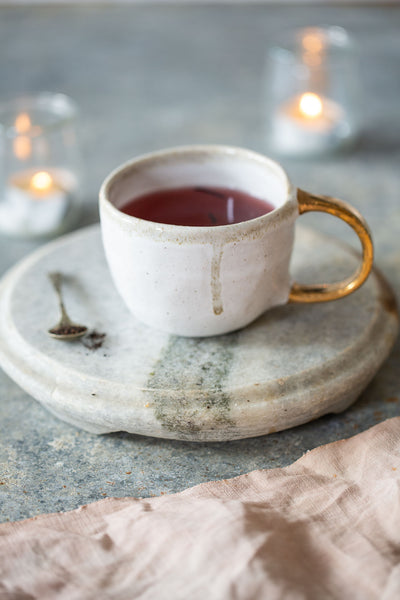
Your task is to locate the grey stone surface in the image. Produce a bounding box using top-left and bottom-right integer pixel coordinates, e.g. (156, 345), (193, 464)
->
(0, 4), (399, 522)
(0, 225), (396, 442)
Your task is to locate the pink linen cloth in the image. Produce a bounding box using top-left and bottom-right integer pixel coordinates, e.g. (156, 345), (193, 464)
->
(1, 417), (400, 600)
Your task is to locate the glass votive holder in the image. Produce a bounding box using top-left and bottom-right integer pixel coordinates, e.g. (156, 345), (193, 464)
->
(265, 26), (361, 157)
(0, 93), (82, 239)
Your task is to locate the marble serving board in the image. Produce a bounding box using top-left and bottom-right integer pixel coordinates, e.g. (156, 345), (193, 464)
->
(0, 224), (397, 442)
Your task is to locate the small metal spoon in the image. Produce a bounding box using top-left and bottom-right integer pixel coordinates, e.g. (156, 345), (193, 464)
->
(48, 272), (88, 340)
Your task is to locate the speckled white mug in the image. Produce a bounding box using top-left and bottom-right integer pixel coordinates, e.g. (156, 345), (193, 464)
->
(99, 145), (373, 337)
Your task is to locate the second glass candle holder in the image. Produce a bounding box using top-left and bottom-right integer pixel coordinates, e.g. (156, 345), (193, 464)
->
(265, 26), (361, 157)
(0, 93), (82, 239)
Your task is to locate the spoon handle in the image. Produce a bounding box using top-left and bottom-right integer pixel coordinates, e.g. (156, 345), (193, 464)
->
(48, 272), (69, 323)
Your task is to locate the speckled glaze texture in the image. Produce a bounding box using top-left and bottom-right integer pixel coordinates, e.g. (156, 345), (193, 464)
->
(0, 225), (397, 442)
(99, 146), (298, 337)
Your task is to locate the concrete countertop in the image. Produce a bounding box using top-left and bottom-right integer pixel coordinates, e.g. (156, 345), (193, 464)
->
(0, 4), (399, 522)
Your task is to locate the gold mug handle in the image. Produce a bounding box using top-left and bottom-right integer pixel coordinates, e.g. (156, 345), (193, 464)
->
(289, 189), (374, 303)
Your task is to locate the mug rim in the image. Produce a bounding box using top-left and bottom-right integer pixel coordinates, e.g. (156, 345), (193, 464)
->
(99, 144), (298, 241)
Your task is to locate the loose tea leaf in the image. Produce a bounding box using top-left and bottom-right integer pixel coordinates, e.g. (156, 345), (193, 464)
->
(81, 330), (106, 351)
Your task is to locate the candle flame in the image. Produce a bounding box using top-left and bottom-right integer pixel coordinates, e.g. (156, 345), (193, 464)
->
(13, 113), (33, 160)
(13, 136), (32, 161)
(299, 93), (323, 119)
(301, 32), (324, 54)
(31, 171), (53, 192)
(301, 30), (325, 67)
(15, 112), (31, 133)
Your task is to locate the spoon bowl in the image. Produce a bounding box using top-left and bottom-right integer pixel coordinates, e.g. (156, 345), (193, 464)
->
(48, 323), (88, 340)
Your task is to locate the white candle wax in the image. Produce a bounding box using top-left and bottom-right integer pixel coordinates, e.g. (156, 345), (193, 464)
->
(271, 93), (347, 156)
(0, 168), (75, 237)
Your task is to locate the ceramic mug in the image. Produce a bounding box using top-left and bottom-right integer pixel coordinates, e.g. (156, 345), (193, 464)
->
(99, 145), (373, 337)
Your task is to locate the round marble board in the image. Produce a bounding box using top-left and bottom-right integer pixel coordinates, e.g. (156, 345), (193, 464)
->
(0, 224), (397, 442)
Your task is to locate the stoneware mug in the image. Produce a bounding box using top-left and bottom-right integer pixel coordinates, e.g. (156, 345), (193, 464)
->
(99, 145), (373, 337)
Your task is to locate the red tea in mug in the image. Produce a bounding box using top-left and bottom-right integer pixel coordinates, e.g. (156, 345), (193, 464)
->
(120, 186), (275, 226)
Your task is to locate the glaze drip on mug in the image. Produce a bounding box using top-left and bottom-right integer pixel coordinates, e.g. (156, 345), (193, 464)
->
(120, 186), (275, 227)
(211, 244), (224, 316)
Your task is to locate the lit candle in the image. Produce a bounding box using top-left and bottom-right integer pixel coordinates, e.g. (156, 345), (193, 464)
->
(0, 168), (74, 237)
(0, 97), (81, 238)
(271, 92), (346, 156)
